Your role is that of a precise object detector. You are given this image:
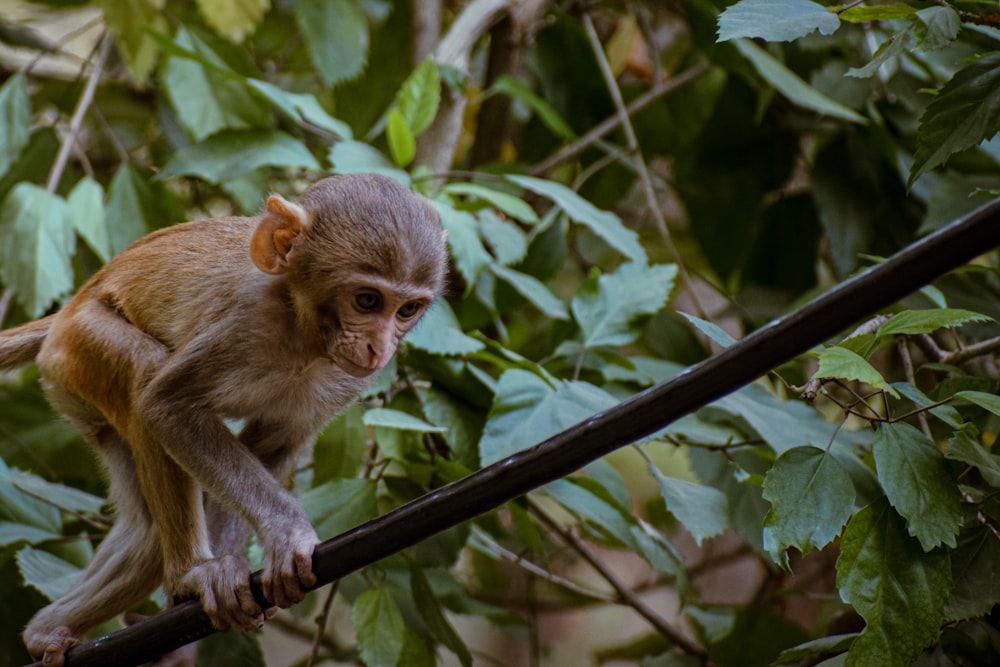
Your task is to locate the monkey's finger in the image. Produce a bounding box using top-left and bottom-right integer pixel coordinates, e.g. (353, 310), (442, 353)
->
(294, 549), (318, 588)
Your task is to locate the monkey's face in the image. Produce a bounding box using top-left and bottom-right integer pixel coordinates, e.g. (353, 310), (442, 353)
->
(316, 275), (434, 378)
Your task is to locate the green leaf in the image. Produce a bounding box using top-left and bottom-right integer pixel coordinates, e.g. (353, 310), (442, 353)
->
(477, 210), (528, 265)
(162, 27), (269, 141)
(11, 470), (105, 516)
(732, 39), (867, 124)
(363, 408), (446, 433)
(195, 630), (265, 667)
(877, 308), (992, 336)
(911, 53), (1000, 185)
(300, 478), (376, 541)
(717, 0), (840, 43)
(714, 384), (873, 461)
(873, 422), (962, 550)
(0, 183), (74, 317)
(840, 5), (917, 23)
(405, 300), (485, 356)
(488, 76), (576, 141)
(479, 370), (617, 465)
(353, 584), (406, 667)
(546, 477), (686, 579)
(445, 182), (539, 224)
(16, 547), (81, 601)
(386, 107), (416, 167)
(846, 24), (913, 79)
(948, 430), (1000, 489)
(892, 382), (963, 429)
(814, 346), (898, 398)
(433, 203), (491, 294)
(328, 140), (407, 181)
(915, 6), (961, 51)
(836, 498), (950, 667)
(97, 0), (165, 82)
(572, 263), (677, 349)
(0, 459), (60, 532)
(194, 0), (269, 43)
(246, 79), (352, 139)
(677, 311), (737, 348)
(105, 165), (177, 255)
(647, 462), (728, 546)
(954, 390), (1000, 416)
(762, 446), (855, 565)
(159, 129), (320, 183)
(945, 526), (1000, 620)
(67, 178), (111, 262)
(396, 58), (440, 136)
(0, 521), (59, 547)
(295, 0), (369, 87)
(491, 265), (569, 320)
(505, 175), (646, 262)
(775, 634), (857, 664)
(0, 71), (30, 180)
(408, 564), (472, 667)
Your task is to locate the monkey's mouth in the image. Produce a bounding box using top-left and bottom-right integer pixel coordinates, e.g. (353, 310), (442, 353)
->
(328, 353), (378, 378)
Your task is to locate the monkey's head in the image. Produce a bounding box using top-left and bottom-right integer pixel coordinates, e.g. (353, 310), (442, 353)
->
(249, 173), (448, 377)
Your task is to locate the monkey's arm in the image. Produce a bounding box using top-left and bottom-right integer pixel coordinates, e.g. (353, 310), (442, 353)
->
(135, 345), (320, 615)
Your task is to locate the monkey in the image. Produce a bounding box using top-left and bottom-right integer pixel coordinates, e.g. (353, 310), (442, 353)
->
(0, 173), (448, 666)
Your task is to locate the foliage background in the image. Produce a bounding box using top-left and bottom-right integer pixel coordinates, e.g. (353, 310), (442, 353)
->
(2, 0), (1000, 665)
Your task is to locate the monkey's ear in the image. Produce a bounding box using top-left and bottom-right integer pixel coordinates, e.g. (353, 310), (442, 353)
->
(250, 195), (309, 275)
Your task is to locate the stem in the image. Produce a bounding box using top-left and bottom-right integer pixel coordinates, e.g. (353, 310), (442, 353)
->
(305, 581), (339, 667)
(582, 15), (709, 320)
(45, 33), (111, 194)
(527, 499), (708, 661)
(471, 528), (616, 602)
(897, 335), (932, 438)
(942, 335), (1000, 365)
(530, 62), (711, 176)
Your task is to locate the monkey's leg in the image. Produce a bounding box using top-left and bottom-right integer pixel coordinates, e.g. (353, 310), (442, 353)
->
(23, 429), (163, 667)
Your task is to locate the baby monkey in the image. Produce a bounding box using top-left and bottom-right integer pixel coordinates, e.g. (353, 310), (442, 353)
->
(0, 173), (448, 666)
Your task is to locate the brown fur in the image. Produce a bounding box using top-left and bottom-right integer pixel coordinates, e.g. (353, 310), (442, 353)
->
(0, 174), (446, 666)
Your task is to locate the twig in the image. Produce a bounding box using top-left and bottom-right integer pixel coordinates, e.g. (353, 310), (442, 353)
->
(0, 289), (13, 327)
(305, 581), (339, 667)
(836, 0), (866, 14)
(45, 32), (111, 194)
(527, 498), (708, 661)
(470, 528), (616, 602)
(22, 15), (102, 73)
(896, 335), (931, 438)
(932, 0), (1000, 27)
(529, 61), (711, 176)
(942, 335), (1000, 365)
(583, 15), (710, 320)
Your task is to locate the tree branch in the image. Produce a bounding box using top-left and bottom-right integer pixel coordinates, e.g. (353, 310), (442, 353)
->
(45, 32), (111, 194)
(27, 199), (1000, 667)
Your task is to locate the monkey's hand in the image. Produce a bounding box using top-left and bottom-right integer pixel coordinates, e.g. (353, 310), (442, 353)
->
(259, 519), (320, 609)
(170, 554), (266, 631)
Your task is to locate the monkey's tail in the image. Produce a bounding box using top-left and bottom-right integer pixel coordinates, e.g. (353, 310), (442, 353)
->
(0, 315), (54, 370)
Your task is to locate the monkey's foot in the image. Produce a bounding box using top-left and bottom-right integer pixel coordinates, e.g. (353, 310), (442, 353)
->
(25, 625), (77, 667)
(169, 555), (265, 631)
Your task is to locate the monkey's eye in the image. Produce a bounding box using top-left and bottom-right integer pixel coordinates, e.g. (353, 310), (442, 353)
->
(397, 302), (423, 320)
(354, 292), (382, 312)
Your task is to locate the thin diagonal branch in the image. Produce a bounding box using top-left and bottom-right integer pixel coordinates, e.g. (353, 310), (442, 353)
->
(46, 32), (111, 194)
